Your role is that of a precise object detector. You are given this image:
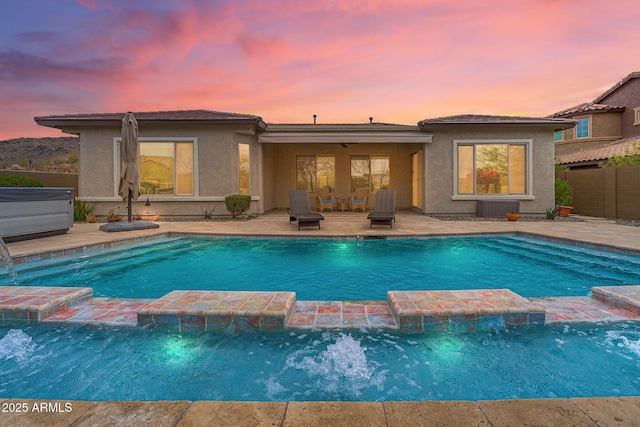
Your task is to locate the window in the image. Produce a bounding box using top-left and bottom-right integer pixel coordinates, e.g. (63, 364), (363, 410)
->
(576, 117), (589, 139)
(239, 144), (250, 194)
(554, 130), (563, 142)
(456, 142), (527, 195)
(350, 155), (389, 192)
(296, 155), (335, 192)
(139, 142), (194, 195)
(634, 107), (640, 125)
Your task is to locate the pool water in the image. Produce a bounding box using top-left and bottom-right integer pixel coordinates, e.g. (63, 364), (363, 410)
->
(4, 235), (640, 300)
(1, 323), (639, 401)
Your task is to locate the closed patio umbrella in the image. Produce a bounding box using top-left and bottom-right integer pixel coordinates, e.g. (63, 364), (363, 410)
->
(118, 111), (140, 222)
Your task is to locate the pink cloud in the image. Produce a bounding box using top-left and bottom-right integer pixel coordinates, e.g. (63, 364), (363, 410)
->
(1, 0), (639, 139)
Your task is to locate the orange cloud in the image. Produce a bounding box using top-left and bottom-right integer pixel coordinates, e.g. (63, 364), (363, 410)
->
(1, 0), (639, 139)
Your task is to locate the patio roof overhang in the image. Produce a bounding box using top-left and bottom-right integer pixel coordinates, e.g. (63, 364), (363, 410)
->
(34, 110), (268, 135)
(258, 123), (432, 144)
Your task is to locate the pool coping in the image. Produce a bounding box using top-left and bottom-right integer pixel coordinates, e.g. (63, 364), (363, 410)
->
(9, 229), (640, 265)
(3, 231), (640, 332)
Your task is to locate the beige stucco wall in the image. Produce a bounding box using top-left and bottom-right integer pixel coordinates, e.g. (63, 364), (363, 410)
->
(592, 112), (622, 138)
(555, 113), (621, 156)
(76, 123), (261, 219)
(263, 142), (423, 210)
(68, 120), (557, 218)
(423, 126), (555, 215)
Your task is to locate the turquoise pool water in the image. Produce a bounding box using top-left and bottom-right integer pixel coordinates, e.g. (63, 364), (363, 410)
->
(4, 235), (640, 300)
(1, 323), (639, 401)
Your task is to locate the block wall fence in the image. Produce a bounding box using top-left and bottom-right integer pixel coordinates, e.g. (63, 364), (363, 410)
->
(556, 166), (640, 219)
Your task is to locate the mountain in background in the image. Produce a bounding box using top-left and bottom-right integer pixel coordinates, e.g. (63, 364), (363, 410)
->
(0, 137), (79, 173)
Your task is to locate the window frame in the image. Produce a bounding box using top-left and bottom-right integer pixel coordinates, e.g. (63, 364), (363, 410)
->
(349, 154), (390, 192)
(238, 143), (250, 195)
(295, 154), (336, 192)
(554, 130), (563, 142)
(113, 137), (198, 198)
(452, 139), (534, 200)
(575, 117), (590, 139)
(634, 107), (640, 126)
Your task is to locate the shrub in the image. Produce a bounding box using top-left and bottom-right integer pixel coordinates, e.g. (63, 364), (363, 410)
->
(555, 178), (573, 207)
(74, 198), (96, 222)
(224, 194), (251, 219)
(201, 206), (216, 220)
(0, 175), (44, 187)
(544, 204), (558, 220)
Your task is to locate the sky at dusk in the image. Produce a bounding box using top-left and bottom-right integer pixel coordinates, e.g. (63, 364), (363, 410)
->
(0, 0), (638, 139)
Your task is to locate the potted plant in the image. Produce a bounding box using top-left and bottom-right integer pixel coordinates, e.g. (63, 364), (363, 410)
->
(555, 178), (574, 217)
(506, 213), (519, 221)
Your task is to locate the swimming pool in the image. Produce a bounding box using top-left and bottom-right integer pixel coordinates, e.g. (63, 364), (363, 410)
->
(1, 322), (639, 401)
(4, 235), (640, 300)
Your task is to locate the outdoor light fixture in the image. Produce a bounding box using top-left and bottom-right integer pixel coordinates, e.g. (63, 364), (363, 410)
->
(145, 198), (151, 207)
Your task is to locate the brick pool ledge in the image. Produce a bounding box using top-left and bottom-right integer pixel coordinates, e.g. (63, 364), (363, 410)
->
(2, 285), (640, 333)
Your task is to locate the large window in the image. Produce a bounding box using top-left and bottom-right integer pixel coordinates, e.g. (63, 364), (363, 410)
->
(239, 144), (250, 194)
(139, 142), (194, 195)
(296, 155), (335, 192)
(457, 143), (526, 195)
(576, 117), (589, 139)
(350, 155), (389, 192)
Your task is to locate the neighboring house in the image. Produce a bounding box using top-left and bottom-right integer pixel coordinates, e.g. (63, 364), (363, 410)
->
(551, 71), (640, 168)
(34, 110), (574, 218)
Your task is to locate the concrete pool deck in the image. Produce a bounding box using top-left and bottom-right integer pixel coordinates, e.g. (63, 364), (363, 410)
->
(2, 210), (640, 425)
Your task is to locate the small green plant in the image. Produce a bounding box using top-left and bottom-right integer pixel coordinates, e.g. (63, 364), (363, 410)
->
(544, 204), (558, 220)
(0, 175), (44, 187)
(201, 206), (216, 220)
(554, 157), (569, 171)
(555, 178), (573, 207)
(73, 198), (96, 222)
(224, 194), (251, 219)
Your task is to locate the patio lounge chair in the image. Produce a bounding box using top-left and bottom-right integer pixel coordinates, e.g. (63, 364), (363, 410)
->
(367, 189), (396, 228)
(315, 187), (334, 212)
(288, 190), (325, 230)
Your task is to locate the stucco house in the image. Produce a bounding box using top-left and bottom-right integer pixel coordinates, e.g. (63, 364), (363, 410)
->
(34, 110), (574, 219)
(552, 71), (640, 169)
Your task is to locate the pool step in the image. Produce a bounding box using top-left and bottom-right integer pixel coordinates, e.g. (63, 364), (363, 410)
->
(287, 300), (397, 329)
(592, 286), (640, 316)
(388, 289), (546, 333)
(3, 286), (640, 332)
(137, 290), (297, 332)
(43, 298), (154, 327)
(0, 286), (92, 324)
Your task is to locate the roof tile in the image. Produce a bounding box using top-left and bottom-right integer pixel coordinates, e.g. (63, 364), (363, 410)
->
(419, 114), (574, 126)
(557, 137), (640, 165)
(549, 103), (625, 118)
(35, 109), (263, 122)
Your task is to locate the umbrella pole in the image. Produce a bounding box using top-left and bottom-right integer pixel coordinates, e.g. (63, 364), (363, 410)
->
(128, 188), (133, 222)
